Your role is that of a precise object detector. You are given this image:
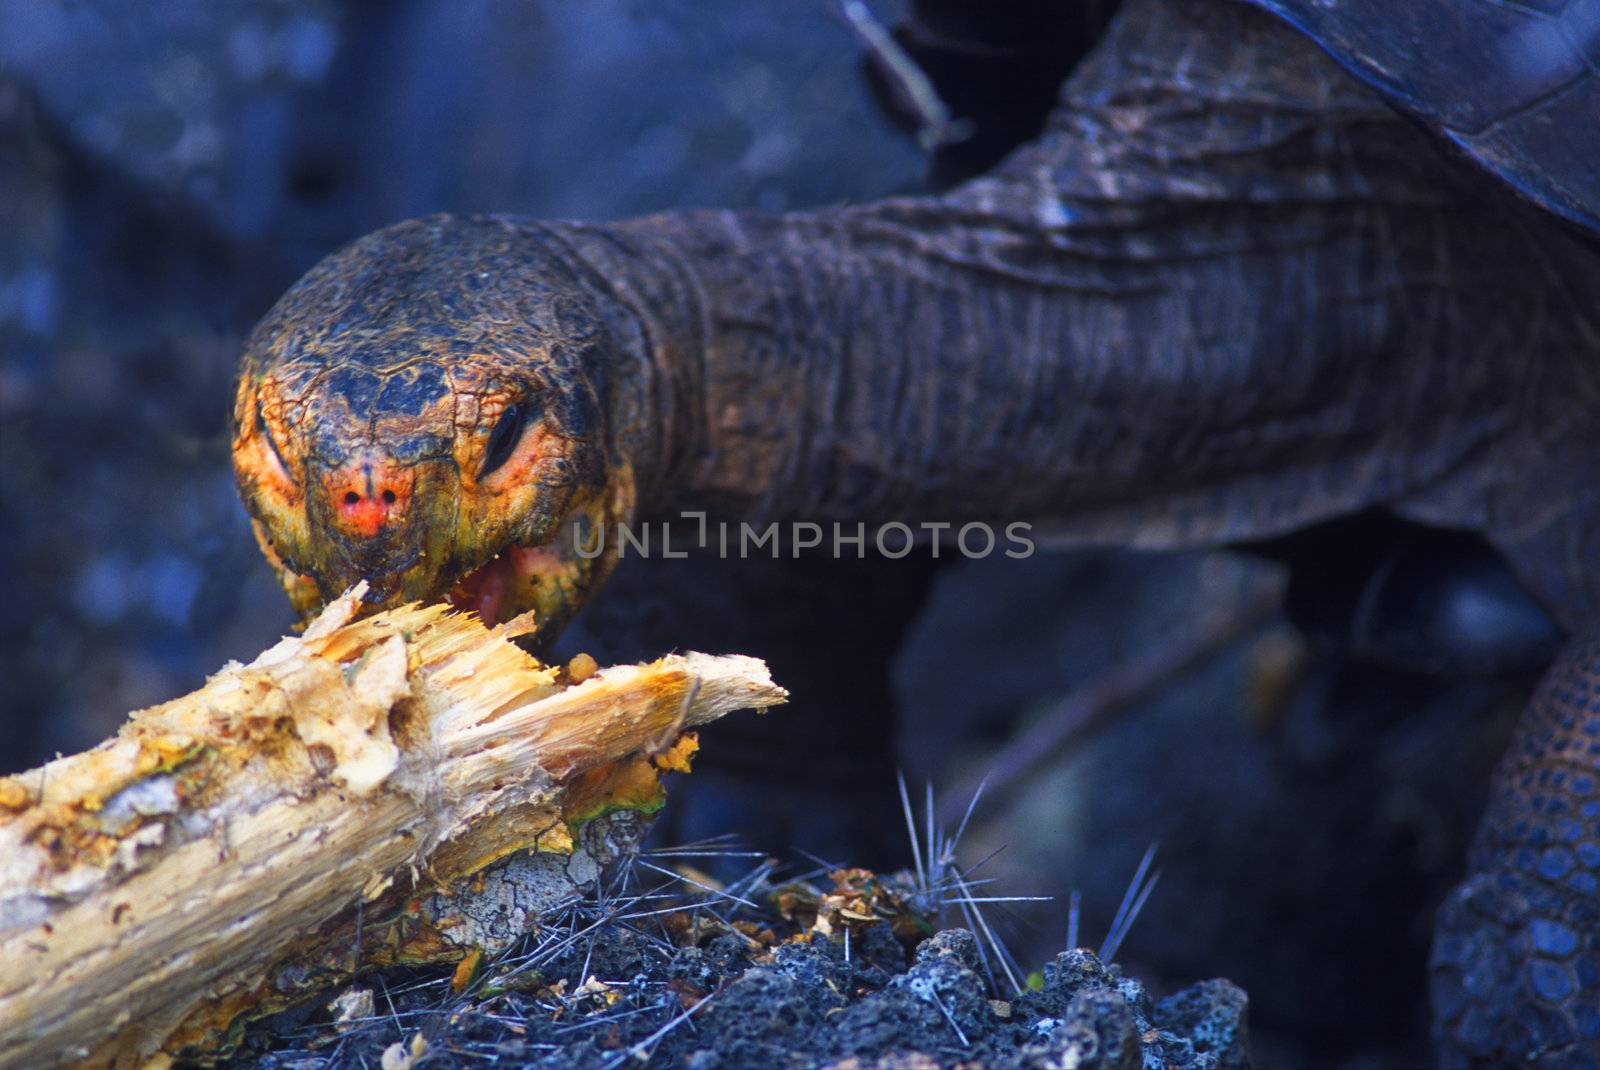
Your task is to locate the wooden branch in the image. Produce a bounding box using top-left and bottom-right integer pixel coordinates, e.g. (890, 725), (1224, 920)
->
(0, 587), (785, 1069)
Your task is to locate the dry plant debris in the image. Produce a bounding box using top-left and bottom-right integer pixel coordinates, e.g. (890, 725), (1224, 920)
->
(0, 586), (785, 1068)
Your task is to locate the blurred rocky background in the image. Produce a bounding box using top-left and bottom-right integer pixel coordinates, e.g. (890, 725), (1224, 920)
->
(0, 1), (1564, 1066)
(0, 0), (924, 763)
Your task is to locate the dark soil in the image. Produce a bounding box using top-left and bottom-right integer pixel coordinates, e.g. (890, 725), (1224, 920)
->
(230, 857), (1250, 1070)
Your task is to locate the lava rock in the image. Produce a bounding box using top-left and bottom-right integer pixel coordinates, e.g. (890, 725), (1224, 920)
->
(1153, 979), (1252, 1069)
(773, 935), (853, 1016)
(1022, 987), (1142, 1070)
(692, 966), (819, 1070)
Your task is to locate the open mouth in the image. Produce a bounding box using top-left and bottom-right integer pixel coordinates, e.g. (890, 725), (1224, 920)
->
(445, 542), (556, 626)
(443, 508), (599, 628)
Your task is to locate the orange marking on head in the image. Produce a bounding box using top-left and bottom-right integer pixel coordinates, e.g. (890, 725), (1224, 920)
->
(324, 456), (416, 540)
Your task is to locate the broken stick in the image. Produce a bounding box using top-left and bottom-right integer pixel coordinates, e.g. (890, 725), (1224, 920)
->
(0, 587), (785, 1069)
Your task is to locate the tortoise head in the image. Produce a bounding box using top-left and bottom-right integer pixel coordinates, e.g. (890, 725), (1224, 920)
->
(232, 215), (634, 644)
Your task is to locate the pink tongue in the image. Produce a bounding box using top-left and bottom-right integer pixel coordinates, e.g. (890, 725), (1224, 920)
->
(448, 555), (512, 625)
(446, 544), (562, 627)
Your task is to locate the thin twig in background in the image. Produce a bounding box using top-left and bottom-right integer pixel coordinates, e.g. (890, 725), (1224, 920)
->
(838, 0), (973, 150)
(938, 583), (1283, 827)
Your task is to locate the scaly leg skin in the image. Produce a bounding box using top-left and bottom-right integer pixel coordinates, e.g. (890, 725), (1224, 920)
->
(1433, 632), (1600, 1067)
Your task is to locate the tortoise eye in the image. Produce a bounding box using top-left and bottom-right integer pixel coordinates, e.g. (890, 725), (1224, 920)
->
(255, 398), (292, 475)
(480, 402), (530, 478)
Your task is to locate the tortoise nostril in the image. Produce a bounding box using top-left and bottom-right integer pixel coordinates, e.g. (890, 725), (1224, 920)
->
(327, 458), (411, 538)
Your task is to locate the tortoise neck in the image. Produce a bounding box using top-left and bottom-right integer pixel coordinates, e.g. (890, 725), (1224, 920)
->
(552, 209), (990, 524)
(552, 210), (935, 524)
(549, 158), (1512, 533)
(530, 0), (1597, 629)
(536, 219), (710, 515)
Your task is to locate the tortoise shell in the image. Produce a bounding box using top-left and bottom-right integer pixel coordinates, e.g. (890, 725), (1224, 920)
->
(1249, 0), (1600, 231)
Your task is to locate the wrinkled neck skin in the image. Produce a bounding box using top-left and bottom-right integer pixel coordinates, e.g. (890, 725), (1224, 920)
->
(547, 0), (1597, 627)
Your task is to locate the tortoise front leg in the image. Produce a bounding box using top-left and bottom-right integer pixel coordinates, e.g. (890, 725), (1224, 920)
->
(1432, 632), (1600, 1066)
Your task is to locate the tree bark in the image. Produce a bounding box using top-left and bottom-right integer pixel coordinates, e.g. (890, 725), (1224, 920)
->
(0, 585), (784, 1069)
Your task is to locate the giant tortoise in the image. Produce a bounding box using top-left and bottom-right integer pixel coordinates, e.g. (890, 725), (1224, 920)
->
(231, 0), (1600, 1062)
